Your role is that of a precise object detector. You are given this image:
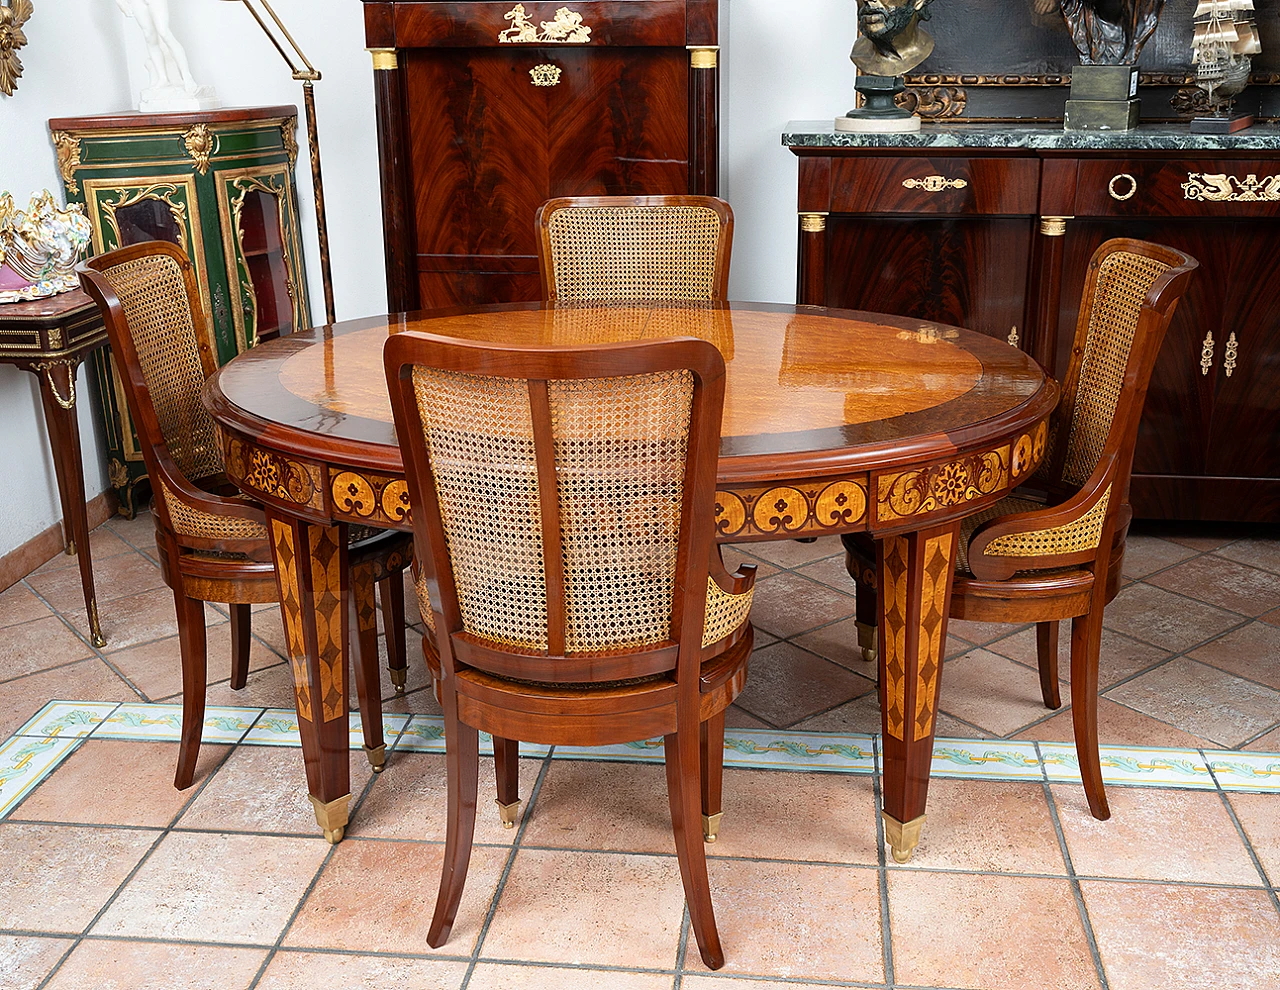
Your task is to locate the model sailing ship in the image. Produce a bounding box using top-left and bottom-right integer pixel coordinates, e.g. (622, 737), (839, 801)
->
(1191, 0), (1261, 130)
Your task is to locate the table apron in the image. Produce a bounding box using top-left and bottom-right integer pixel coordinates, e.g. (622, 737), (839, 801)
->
(220, 415), (1051, 541)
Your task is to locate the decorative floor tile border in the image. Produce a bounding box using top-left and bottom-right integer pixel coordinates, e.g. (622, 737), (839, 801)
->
(2, 701), (1278, 823)
(1041, 743), (1216, 789)
(0, 732), (81, 818)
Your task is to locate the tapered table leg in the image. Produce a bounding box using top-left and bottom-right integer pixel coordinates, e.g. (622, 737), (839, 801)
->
(36, 360), (105, 648)
(267, 511), (352, 843)
(877, 520), (961, 863)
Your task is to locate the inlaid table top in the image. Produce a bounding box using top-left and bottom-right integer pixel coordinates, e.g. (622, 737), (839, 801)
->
(206, 301), (1056, 542)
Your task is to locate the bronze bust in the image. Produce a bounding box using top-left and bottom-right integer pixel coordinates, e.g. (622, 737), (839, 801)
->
(851, 0), (938, 78)
(1036, 0), (1167, 64)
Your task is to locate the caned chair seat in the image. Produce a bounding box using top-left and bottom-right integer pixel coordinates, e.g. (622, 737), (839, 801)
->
(80, 241), (414, 805)
(955, 495), (1045, 575)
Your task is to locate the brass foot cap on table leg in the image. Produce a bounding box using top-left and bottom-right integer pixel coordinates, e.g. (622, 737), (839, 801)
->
(66, 540), (76, 556)
(496, 798), (521, 829)
(702, 812), (723, 843)
(310, 792), (351, 844)
(388, 666), (408, 695)
(882, 811), (925, 864)
(88, 599), (106, 649)
(856, 621), (877, 663)
(364, 743), (387, 773)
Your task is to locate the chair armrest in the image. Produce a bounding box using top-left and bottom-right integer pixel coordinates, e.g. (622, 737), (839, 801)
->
(710, 545), (757, 596)
(967, 452), (1118, 582)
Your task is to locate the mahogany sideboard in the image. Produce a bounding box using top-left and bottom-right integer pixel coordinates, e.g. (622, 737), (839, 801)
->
(785, 122), (1280, 523)
(363, 0), (720, 312)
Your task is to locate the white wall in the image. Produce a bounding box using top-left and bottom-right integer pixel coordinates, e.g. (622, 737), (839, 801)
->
(0, 1), (133, 556)
(0, 0), (859, 558)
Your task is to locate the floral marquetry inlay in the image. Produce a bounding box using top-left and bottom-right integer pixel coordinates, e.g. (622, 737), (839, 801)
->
(877, 447), (1009, 523)
(224, 436), (323, 510)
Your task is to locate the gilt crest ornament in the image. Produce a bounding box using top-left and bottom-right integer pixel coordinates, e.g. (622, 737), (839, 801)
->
(0, 0), (34, 96)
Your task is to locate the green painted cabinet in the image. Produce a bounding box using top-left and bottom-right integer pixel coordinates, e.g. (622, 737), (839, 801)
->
(47, 106), (310, 516)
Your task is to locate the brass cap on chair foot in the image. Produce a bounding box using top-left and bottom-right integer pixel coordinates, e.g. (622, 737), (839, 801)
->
(882, 810), (925, 864)
(496, 798), (521, 828)
(88, 600), (106, 649)
(310, 793), (351, 844)
(702, 811), (723, 843)
(388, 666), (408, 695)
(856, 621), (878, 662)
(364, 743), (387, 773)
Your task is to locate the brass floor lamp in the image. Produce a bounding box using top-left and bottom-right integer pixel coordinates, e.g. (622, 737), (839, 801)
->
(219, 0), (336, 326)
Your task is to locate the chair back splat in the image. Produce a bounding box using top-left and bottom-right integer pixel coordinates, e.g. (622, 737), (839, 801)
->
(536, 195), (734, 303)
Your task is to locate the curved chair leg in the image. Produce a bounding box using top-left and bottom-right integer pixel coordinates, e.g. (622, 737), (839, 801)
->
(351, 566), (387, 772)
(380, 576), (408, 695)
(493, 737), (521, 828)
(665, 723), (724, 970)
(174, 592), (208, 790)
(1070, 608), (1110, 821)
(428, 697), (480, 948)
(1036, 621), (1062, 710)
(700, 710), (725, 843)
(230, 604), (251, 690)
(842, 533), (879, 662)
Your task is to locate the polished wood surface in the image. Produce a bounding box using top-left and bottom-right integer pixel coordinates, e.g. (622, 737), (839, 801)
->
(48, 105), (298, 131)
(364, 1), (719, 310)
(790, 139), (1280, 521)
(211, 302), (1051, 491)
(0, 289), (109, 647)
(205, 299), (1053, 865)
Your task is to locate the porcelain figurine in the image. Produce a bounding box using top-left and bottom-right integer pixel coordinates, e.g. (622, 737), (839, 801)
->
(116, 0), (219, 112)
(0, 190), (92, 304)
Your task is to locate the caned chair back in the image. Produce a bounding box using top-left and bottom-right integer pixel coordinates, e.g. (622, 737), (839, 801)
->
(79, 241), (267, 550)
(1043, 239), (1197, 501)
(536, 196), (734, 303)
(385, 332), (727, 686)
(967, 239), (1197, 581)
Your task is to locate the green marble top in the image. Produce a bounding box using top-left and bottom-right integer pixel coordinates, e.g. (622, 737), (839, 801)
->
(783, 121), (1280, 152)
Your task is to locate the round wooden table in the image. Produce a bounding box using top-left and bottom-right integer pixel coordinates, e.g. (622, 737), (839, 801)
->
(205, 301), (1057, 858)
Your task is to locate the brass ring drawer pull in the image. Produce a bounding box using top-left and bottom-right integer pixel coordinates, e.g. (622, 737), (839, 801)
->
(902, 175), (968, 193)
(1109, 173), (1138, 202)
(529, 64), (562, 87)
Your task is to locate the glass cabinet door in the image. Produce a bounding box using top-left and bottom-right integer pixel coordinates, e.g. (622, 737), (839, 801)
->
(218, 169), (309, 351)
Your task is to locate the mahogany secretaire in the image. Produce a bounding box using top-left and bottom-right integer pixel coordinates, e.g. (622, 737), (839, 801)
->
(362, 0), (720, 311)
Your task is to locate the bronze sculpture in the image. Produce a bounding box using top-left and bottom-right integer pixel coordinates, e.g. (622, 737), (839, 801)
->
(851, 0), (939, 77)
(1037, 0), (1167, 64)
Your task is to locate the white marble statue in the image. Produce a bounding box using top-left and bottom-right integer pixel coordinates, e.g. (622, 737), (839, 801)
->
(116, 0), (219, 112)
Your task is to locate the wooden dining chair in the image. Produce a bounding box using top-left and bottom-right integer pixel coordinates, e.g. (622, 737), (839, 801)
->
(79, 241), (413, 798)
(384, 330), (756, 969)
(535, 195), (734, 302)
(847, 238), (1197, 821)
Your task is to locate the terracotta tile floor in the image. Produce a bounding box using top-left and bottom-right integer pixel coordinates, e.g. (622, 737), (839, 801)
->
(0, 515), (1278, 988)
